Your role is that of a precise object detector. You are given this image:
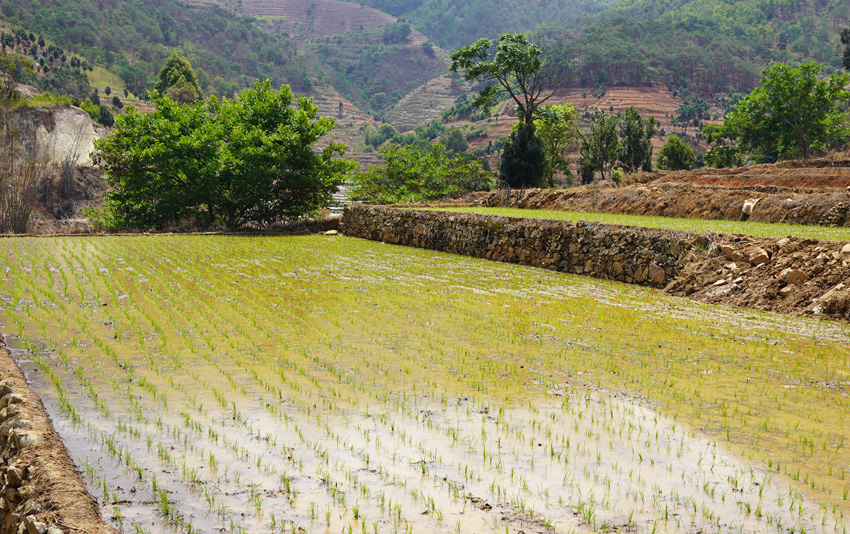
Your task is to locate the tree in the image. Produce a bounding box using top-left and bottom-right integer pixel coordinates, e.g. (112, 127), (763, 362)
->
(93, 80), (355, 230)
(439, 128), (468, 154)
(701, 123), (745, 169)
(657, 135), (695, 170)
(350, 143), (492, 204)
(618, 108), (657, 173)
(724, 62), (850, 160)
(579, 114), (619, 183)
(500, 121), (545, 188)
(533, 103), (580, 187)
(842, 28), (850, 72)
(153, 52), (202, 104)
(450, 33), (559, 126)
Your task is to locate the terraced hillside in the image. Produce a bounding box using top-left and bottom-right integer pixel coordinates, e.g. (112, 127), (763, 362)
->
(240, 0), (395, 38)
(449, 84), (718, 168)
(382, 75), (471, 131)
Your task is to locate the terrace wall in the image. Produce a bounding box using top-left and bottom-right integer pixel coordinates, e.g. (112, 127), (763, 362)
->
(0, 339), (118, 534)
(340, 205), (707, 287)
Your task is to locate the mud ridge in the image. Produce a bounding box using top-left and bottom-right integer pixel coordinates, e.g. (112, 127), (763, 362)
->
(0, 337), (118, 534)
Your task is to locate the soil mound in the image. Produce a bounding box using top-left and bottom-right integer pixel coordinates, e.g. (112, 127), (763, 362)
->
(667, 235), (850, 320)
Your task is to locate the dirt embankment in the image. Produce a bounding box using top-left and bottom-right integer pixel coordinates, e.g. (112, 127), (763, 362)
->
(449, 161), (850, 228)
(0, 338), (118, 534)
(667, 235), (850, 319)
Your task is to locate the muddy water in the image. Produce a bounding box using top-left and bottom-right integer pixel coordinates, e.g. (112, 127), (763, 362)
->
(1, 235), (848, 534)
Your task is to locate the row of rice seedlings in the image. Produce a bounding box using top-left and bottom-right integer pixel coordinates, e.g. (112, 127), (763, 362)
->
(1, 235), (847, 533)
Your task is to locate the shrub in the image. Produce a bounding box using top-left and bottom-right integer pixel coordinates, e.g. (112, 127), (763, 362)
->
(351, 142), (492, 204)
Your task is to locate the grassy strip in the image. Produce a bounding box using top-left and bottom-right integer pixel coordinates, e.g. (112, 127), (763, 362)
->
(419, 206), (850, 242)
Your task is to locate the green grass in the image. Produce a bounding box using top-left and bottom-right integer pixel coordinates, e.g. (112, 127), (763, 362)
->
(421, 206), (850, 242)
(1, 234), (847, 534)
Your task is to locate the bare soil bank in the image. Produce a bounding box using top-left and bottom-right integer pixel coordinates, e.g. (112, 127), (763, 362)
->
(441, 161), (850, 229)
(0, 338), (118, 534)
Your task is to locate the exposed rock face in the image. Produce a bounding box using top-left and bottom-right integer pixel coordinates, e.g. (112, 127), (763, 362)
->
(341, 205), (701, 288)
(2, 106), (105, 166)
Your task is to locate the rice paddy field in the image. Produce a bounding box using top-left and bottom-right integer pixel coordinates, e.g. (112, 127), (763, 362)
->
(1, 234), (849, 534)
(423, 207), (850, 242)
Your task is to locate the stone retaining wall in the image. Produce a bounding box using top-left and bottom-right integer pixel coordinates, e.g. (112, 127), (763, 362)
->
(0, 338), (117, 534)
(341, 205), (707, 287)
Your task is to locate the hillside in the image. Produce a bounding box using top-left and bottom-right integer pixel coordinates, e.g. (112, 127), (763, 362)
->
(538, 0), (849, 95)
(241, 0), (395, 38)
(348, 0), (621, 49)
(0, 0), (312, 97)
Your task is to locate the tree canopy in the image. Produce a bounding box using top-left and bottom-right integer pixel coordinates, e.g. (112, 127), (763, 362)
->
(533, 103), (580, 187)
(154, 52), (203, 104)
(93, 80), (355, 230)
(350, 143), (492, 204)
(450, 33), (558, 125)
(722, 62), (849, 160)
(657, 135), (696, 171)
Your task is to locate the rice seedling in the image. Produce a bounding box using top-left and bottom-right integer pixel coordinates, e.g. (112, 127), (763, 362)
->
(0, 234), (847, 533)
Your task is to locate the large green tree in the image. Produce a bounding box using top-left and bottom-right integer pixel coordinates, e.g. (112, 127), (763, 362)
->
(154, 52), (203, 104)
(724, 62), (850, 160)
(450, 33), (558, 126)
(94, 80), (354, 229)
(842, 28), (850, 72)
(618, 108), (657, 173)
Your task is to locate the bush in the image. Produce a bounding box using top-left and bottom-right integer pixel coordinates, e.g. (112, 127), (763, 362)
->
(98, 104), (114, 127)
(79, 98), (99, 122)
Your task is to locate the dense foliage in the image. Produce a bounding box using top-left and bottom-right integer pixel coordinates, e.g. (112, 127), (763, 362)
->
(538, 0), (848, 95)
(154, 52), (203, 104)
(499, 122), (545, 188)
(351, 0), (619, 48)
(657, 135), (696, 171)
(0, 0), (310, 97)
(713, 62), (850, 161)
(351, 142), (492, 204)
(93, 80), (354, 230)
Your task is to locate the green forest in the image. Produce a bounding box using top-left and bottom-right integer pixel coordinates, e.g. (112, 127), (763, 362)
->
(0, 0), (310, 97)
(0, 0), (848, 120)
(537, 0), (848, 93)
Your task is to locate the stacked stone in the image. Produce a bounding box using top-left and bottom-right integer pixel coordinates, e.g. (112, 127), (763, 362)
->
(341, 205), (704, 288)
(0, 381), (60, 534)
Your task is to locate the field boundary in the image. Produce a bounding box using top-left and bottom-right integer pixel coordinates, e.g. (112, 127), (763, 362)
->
(341, 204), (705, 287)
(0, 337), (118, 534)
(341, 204), (850, 320)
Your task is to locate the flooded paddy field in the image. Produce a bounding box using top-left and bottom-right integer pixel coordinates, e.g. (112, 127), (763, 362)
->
(0, 234), (848, 534)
